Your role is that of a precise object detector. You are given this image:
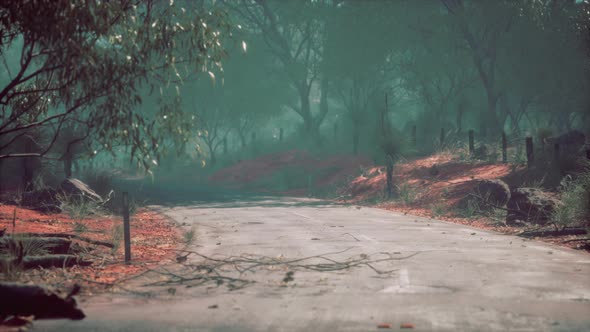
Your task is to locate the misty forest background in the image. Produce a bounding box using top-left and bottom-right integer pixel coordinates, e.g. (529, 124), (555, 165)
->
(0, 0), (589, 196)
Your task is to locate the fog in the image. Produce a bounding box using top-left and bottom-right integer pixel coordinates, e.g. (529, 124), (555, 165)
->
(0, 0), (589, 198)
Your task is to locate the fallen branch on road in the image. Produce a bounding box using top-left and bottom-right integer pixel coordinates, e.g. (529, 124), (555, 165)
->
(139, 247), (420, 291)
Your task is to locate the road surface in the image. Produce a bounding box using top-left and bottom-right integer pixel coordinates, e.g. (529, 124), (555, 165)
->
(38, 197), (590, 331)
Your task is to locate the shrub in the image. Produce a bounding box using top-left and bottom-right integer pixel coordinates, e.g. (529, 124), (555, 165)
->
(57, 192), (100, 221)
(430, 203), (446, 217)
(396, 182), (417, 205)
(0, 235), (52, 281)
(551, 167), (590, 228)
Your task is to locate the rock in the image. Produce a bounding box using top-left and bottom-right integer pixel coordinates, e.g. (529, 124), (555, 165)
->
(60, 178), (102, 203)
(460, 179), (510, 210)
(476, 179), (511, 206)
(506, 188), (559, 225)
(545, 130), (586, 148)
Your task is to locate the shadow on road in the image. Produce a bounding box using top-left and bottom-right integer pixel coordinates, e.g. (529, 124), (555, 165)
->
(113, 178), (341, 209)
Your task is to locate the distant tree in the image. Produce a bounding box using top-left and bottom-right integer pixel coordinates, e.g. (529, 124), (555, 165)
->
(440, 0), (590, 137)
(0, 0), (233, 182)
(225, 0), (328, 141)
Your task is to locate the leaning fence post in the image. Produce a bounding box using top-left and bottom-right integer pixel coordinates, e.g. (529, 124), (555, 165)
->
(122, 192), (131, 264)
(525, 136), (534, 168)
(501, 131), (507, 163)
(468, 130), (475, 155)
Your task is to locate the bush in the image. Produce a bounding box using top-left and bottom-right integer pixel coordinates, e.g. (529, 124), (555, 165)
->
(396, 182), (417, 205)
(551, 164), (590, 228)
(57, 192), (101, 221)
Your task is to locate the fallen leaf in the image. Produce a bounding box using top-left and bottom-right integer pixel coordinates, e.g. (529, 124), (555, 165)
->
(377, 323), (391, 329)
(208, 304), (218, 309)
(400, 322), (415, 329)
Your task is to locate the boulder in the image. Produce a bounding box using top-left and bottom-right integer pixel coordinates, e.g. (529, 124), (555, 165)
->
(506, 188), (559, 225)
(60, 178), (102, 203)
(545, 130), (586, 148)
(458, 179), (510, 211)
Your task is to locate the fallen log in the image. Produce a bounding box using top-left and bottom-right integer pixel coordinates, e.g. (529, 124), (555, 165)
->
(562, 237), (590, 243)
(0, 237), (80, 255)
(18, 232), (114, 248)
(0, 282), (85, 320)
(0, 255), (92, 270)
(518, 228), (588, 238)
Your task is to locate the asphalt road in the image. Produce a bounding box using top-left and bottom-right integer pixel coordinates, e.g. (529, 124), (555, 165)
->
(37, 197), (590, 332)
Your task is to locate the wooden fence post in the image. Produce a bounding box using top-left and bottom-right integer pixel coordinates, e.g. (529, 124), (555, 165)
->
(501, 131), (507, 163)
(279, 128), (284, 141)
(525, 136), (534, 168)
(386, 155), (394, 199)
(122, 192), (131, 264)
(468, 130), (475, 155)
(411, 125), (417, 148)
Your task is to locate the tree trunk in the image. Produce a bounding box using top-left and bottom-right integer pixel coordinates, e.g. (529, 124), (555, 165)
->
(1, 255), (92, 270)
(207, 142), (217, 165)
(64, 156), (73, 178)
(18, 232), (113, 248)
(314, 77), (330, 144)
(298, 84), (319, 141)
(486, 94), (500, 137)
(353, 123), (360, 155)
(239, 133), (246, 148)
(22, 138), (34, 190)
(456, 109), (464, 134)
(386, 156), (394, 199)
(0, 237), (78, 255)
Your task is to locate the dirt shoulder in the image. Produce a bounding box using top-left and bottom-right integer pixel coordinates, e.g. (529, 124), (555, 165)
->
(339, 152), (589, 253)
(0, 204), (181, 295)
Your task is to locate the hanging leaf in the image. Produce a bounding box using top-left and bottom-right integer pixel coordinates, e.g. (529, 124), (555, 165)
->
(208, 71), (216, 85)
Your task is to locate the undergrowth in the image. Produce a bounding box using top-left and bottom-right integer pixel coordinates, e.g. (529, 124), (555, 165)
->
(552, 165), (590, 228)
